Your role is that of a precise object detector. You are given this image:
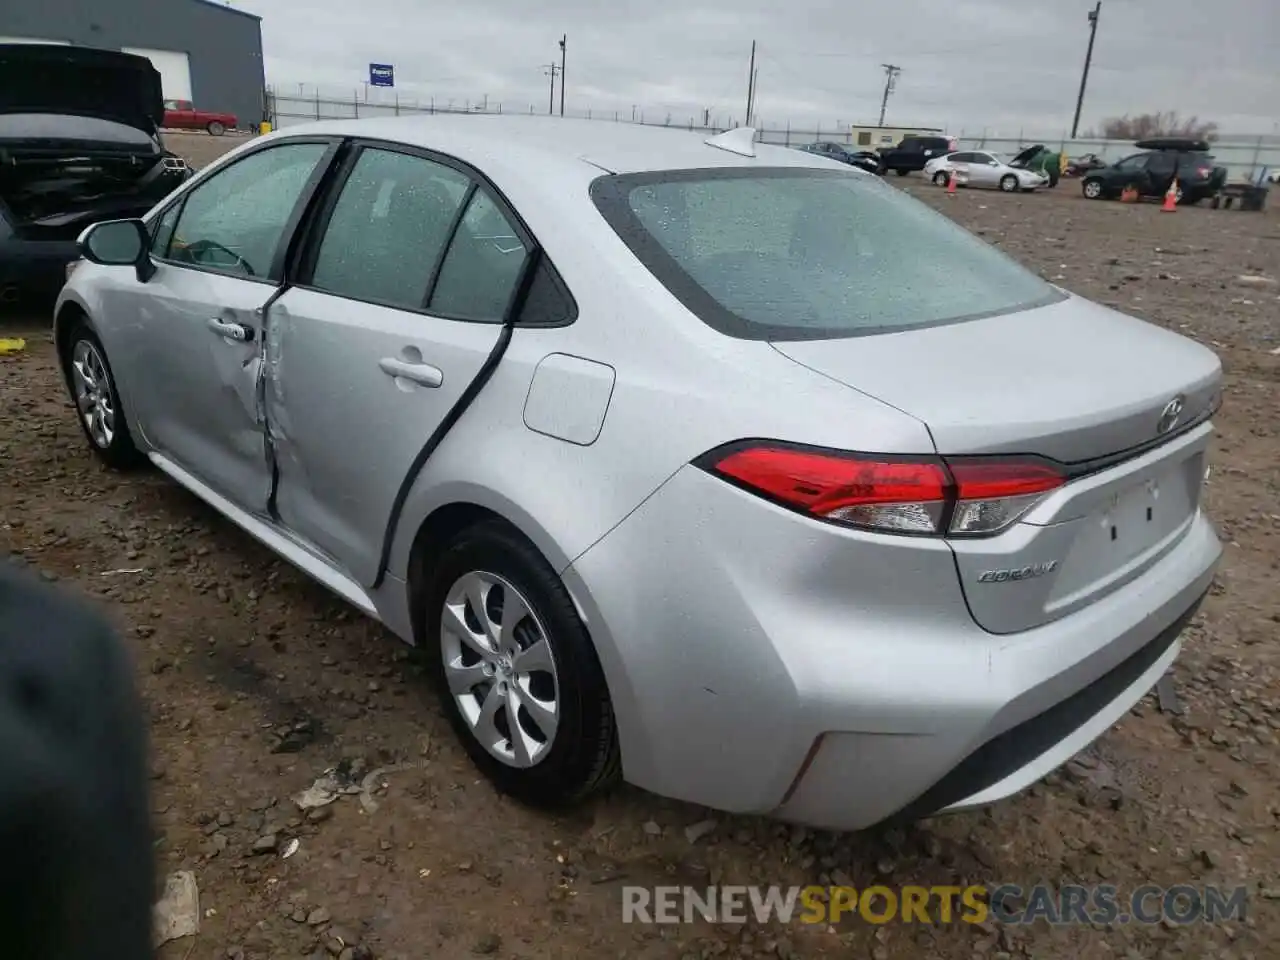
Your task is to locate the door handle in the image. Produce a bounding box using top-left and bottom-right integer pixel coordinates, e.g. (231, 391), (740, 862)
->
(207, 318), (255, 342)
(379, 356), (443, 388)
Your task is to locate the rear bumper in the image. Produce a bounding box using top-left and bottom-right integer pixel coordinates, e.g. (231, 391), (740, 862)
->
(565, 465), (1221, 831)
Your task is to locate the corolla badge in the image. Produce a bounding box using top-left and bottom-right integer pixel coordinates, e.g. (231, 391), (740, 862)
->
(1157, 395), (1186, 435)
(977, 561), (1058, 583)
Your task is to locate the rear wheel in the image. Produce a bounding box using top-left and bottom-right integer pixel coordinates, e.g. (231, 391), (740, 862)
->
(932, 171), (950, 186)
(62, 320), (143, 469)
(1000, 174), (1019, 192)
(207, 120), (226, 136)
(894, 168), (910, 177)
(421, 521), (620, 807)
(1082, 178), (1104, 200)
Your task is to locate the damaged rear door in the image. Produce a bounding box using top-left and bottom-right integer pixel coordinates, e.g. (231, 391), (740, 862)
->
(120, 139), (338, 508)
(262, 143), (529, 585)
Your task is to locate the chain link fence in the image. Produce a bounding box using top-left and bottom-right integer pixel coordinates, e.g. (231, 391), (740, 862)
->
(263, 88), (1280, 183)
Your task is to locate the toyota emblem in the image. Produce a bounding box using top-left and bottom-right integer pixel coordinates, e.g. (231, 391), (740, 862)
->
(1156, 395), (1185, 435)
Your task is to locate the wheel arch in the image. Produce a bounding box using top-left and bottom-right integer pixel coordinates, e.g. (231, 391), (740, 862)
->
(53, 295), (94, 388)
(398, 492), (577, 644)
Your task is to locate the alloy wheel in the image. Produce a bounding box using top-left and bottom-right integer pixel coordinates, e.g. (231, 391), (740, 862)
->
(439, 570), (560, 768)
(70, 339), (116, 449)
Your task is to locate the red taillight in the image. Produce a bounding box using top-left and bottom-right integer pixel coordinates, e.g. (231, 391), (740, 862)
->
(1196, 166), (1211, 179)
(699, 443), (1065, 537)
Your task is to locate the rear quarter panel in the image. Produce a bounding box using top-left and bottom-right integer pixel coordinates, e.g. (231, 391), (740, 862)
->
(384, 162), (936, 582)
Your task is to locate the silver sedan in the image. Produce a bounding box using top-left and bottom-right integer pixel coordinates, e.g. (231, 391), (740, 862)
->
(56, 115), (1220, 831)
(925, 149), (1050, 192)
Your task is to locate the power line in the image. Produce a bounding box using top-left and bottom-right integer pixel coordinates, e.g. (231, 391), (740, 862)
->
(878, 64), (901, 126)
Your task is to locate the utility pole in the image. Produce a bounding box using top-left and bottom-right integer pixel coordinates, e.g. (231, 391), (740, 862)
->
(1071, 1), (1102, 139)
(878, 64), (901, 126)
(542, 63), (560, 115)
(744, 40), (756, 127)
(558, 35), (566, 116)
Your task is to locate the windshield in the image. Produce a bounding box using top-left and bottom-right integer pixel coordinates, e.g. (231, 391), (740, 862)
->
(590, 167), (1062, 340)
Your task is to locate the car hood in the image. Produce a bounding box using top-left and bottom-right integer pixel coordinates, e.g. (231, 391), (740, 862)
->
(1008, 143), (1046, 167)
(0, 44), (163, 134)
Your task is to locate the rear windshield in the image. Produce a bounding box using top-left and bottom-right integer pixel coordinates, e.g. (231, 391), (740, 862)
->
(590, 167), (1063, 341)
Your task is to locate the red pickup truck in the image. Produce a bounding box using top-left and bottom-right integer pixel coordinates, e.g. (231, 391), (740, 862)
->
(162, 99), (237, 136)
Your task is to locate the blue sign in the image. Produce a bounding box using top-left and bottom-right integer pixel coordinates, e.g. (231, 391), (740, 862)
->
(369, 63), (394, 87)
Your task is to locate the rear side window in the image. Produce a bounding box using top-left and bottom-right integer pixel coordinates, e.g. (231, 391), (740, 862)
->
(428, 190), (529, 322)
(309, 147), (471, 310)
(591, 168), (1062, 341)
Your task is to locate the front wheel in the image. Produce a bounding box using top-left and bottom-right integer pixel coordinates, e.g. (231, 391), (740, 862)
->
(894, 168), (910, 177)
(207, 120), (226, 136)
(1082, 179), (1105, 200)
(62, 320), (144, 469)
(1000, 174), (1019, 192)
(422, 521), (621, 807)
(932, 171), (950, 186)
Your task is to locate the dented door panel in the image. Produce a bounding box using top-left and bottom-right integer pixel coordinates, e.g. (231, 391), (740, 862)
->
(123, 262), (276, 510)
(261, 289), (503, 585)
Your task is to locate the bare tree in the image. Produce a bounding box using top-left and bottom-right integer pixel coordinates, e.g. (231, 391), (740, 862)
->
(1087, 111), (1219, 142)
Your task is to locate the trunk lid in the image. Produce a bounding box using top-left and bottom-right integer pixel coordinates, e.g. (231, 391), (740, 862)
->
(0, 44), (163, 134)
(773, 295), (1222, 634)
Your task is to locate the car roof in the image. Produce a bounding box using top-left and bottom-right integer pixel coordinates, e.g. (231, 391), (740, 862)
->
(271, 114), (833, 178)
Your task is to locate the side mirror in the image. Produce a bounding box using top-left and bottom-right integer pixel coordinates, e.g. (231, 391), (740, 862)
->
(77, 219), (156, 283)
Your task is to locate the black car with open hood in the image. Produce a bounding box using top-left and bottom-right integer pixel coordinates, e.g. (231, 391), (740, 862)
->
(0, 44), (191, 301)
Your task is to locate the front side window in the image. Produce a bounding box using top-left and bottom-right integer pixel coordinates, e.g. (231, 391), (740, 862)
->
(165, 142), (328, 278)
(309, 147), (471, 310)
(150, 202), (181, 257)
(592, 168), (1063, 341)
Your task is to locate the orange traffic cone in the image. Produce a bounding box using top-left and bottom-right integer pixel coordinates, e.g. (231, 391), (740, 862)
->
(1161, 180), (1179, 212)
(947, 171), (957, 195)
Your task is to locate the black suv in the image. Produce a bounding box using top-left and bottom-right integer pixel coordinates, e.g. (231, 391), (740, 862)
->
(876, 135), (956, 176)
(1081, 138), (1228, 206)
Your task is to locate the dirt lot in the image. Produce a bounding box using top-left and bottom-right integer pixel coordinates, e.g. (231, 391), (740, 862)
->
(2, 132), (1279, 960)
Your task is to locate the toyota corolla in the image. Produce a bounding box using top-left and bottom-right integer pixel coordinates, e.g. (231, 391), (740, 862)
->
(54, 115), (1221, 830)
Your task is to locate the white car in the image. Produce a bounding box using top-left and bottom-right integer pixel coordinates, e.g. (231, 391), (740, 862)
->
(925, 147), (1051, 192)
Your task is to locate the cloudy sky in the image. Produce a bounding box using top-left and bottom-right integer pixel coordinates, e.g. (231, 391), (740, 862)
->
(233, 0), (1277, 136)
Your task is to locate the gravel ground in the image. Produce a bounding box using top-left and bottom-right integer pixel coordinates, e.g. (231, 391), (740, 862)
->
(2, 133), (1278, 960)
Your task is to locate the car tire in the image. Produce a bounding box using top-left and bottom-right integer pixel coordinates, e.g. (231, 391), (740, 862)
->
(932, 171), (950, 187)
(1000, 174), (1019, 192)
(421, 520), (621, 808)
(207, 120), (226, 136)
(61, 319), (144, 470)
(1082, 178), (1104, 200)
(894, 168), (909, 177)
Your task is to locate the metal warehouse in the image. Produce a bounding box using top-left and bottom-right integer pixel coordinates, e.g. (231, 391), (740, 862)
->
(1, 0), (264, 128)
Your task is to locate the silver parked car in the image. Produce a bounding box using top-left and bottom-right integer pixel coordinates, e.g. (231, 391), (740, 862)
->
(56, 115), (1221, 832)
(925, 146), (1050, 192)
